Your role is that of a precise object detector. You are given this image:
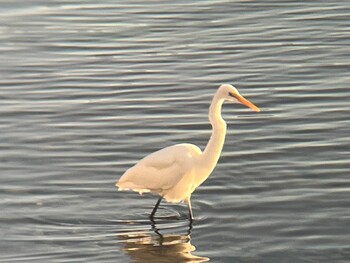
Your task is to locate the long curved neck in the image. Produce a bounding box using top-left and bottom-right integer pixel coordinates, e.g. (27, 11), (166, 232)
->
(201, 93), (227, 174)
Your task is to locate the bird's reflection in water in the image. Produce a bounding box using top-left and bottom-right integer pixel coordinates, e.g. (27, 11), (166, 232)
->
(117, 217), (209, 263)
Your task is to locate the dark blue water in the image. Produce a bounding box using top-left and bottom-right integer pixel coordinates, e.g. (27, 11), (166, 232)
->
(1, 1), (349, 262)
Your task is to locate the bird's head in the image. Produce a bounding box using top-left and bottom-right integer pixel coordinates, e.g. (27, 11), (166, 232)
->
(219, 84), (260, 112)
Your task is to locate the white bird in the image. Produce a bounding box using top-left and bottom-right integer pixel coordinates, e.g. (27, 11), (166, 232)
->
(116, 84), (260, 220)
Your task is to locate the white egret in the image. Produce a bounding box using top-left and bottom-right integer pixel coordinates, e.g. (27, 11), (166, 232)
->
(116, 84), (260, 220)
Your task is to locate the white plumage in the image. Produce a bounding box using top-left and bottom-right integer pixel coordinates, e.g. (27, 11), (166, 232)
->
(118, 143), (202, 202)
(116, 84), (260, 220)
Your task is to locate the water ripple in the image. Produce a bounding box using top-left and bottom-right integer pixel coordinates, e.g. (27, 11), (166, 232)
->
(1, 0), (350, 262)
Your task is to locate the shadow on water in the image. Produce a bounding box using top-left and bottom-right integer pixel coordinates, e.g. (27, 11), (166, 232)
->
(116, 215), (209, 263)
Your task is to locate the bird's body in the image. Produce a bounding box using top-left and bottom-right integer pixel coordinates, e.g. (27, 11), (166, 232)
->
(118, 143), (202, 202)
(116, 84), (260, 220)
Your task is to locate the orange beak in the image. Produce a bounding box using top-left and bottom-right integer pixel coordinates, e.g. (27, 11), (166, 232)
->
(235, 94), (260, 112)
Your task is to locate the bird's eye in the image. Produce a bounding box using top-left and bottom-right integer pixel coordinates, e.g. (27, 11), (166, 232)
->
(228, 92), (236, 98)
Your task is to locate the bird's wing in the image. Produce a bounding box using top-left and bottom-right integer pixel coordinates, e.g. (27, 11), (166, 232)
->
(117, 144), (201, 193)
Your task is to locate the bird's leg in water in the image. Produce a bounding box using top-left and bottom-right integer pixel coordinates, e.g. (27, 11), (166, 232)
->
(186, 197), (194, 221)
(150, 196), (162, 218)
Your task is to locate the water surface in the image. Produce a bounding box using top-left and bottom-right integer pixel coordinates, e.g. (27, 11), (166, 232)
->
(1, 1), (350, 262)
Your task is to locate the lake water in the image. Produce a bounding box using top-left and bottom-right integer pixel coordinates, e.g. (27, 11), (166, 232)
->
(1, 1), (349, 262)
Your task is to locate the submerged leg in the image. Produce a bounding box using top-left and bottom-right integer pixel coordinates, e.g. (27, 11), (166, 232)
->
(186, 197), (194, 221)
(150, 196), (162, 218)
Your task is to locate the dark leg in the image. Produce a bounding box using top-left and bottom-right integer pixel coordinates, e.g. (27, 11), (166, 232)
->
(186, 197), (194, 221)
(150, 196), (162, 219)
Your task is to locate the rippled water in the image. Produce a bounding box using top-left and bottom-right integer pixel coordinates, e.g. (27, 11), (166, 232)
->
(1, 1), (350, 262)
